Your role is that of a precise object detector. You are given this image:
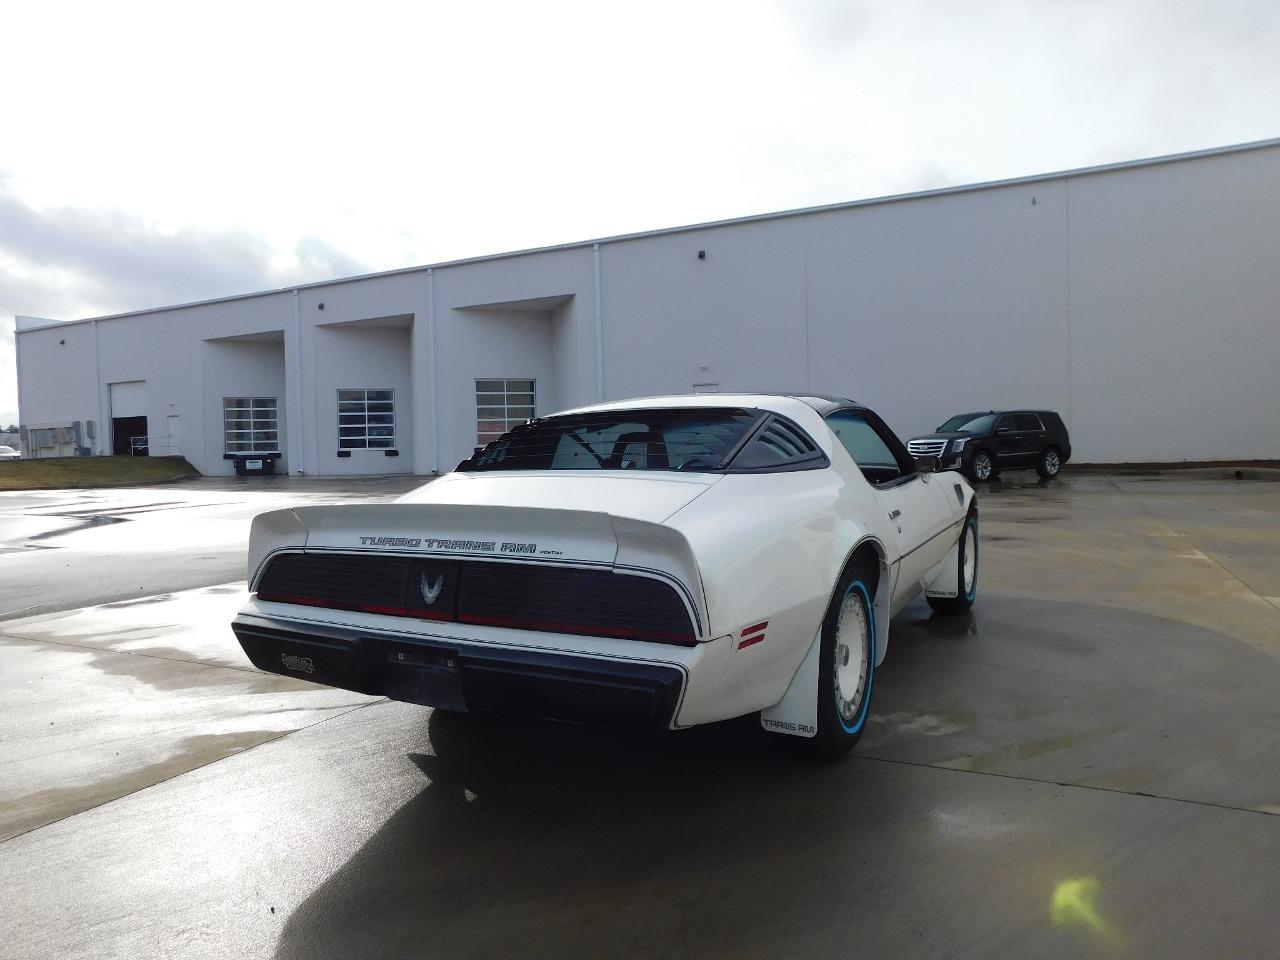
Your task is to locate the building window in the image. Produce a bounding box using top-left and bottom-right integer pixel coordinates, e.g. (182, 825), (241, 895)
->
(224, 398), (279, 454)
(476, 379), (535, 445)
(338, 389), (396, 449)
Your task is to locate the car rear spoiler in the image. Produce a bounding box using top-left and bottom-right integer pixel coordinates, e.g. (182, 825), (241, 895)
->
(246, 503), (709, 636)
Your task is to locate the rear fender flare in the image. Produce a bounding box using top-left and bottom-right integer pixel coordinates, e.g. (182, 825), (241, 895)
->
(833, 534), (890, 666)
(759, 534), (889, 739)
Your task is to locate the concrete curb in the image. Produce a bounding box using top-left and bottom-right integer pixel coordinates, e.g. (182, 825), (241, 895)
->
(0, 474), (201, 493)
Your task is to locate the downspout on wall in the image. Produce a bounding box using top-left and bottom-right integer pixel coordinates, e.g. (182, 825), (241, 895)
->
(428, 268), (440, 474)
(91, 319), (104, 454)
(292, 289), (306, 474)
(13, 328), (24, 449)
(593, 243), (604, 402)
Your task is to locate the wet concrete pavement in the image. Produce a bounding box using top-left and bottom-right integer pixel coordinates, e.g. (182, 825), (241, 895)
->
(0, 586), (372, 841)
(0, 475), (424, 618)
(2, 471), (1279, 958)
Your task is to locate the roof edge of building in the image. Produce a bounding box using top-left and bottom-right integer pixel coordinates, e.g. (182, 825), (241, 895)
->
(17, 134), (1280, 335)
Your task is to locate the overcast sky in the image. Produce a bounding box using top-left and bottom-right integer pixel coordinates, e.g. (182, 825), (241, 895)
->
(3, 0), (1278, 428)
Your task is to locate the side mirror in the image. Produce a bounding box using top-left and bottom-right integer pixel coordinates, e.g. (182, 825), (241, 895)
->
(997, 426), (1013, 434)
(914, 454), (940, 473)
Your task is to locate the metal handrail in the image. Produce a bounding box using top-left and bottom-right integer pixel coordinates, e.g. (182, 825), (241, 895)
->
(129, 436), (182, 456)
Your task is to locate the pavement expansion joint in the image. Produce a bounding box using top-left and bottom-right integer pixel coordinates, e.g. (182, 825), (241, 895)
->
(1105, 474), (1280, 619)
(0, 630), (267, 676)
(856, 752), (1280, 820)
(0, 603), (47, 620)
(0, 699), (387, 846)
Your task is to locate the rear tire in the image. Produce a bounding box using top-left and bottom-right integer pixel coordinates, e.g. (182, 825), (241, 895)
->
(928, 511), (978, 614)
(807, 559), (878, 760)
(1036, 447), (1062, 479)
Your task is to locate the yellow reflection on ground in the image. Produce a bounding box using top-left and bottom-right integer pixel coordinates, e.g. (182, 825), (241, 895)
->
(1051, 877), (1109, 937)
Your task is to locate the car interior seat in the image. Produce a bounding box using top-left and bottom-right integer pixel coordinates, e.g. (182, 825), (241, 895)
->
(607, 431), (669, 470)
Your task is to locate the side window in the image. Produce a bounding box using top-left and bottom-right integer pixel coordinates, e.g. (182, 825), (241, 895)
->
(1013, 413), (1043, 432)
(826, 411), (912, 485)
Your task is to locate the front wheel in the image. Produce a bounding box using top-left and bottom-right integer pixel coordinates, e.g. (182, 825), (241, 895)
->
(965, 450), (997, 483)
(928, 511), (978, 614)
(807, 561), (878, 760)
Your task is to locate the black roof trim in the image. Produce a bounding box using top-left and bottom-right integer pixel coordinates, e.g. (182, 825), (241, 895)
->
(947, 408), (1063, 416)
(688, 390), (858, 416)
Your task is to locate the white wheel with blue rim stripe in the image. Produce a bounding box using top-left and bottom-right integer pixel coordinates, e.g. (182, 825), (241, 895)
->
(808, 559), (877, 759)
(834, 589), (871, 727)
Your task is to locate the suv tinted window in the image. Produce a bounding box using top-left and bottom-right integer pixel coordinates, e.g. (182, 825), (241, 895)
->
(1011, 413), (1043, 431)
(939, 413), (997, 434)
(1040, 411), (1066, 432)
(827, 411), (913, 486)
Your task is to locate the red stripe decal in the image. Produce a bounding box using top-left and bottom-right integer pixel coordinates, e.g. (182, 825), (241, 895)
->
(741, 620), (769, 637)
(738, 633), (766, 650)
(458, 612), (694, 645)
(257, 593), (457, 624)
(254, 593), (694, 645)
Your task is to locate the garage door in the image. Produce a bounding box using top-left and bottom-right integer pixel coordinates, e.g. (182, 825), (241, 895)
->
(109, 381), (146, 418)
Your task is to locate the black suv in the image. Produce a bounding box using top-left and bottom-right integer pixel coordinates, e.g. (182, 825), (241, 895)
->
(908, 410), (1071, 483)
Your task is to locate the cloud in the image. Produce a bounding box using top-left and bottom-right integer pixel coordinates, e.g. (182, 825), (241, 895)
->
(290, 237), (371, 288)
(4, 0), (1280, 427)
(0, 180), (368, 425)
(771, 0), (1280, 188)
(0, 184), (369, 312)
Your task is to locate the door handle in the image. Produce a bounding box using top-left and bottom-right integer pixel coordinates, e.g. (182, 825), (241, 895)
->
(889, 509), (902, 520)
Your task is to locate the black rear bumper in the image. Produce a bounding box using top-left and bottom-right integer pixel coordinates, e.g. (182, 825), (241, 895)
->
(232, 619), (685, 732)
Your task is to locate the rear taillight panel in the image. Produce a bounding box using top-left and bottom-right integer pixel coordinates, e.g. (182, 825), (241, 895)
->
(255, 553), (697, 646)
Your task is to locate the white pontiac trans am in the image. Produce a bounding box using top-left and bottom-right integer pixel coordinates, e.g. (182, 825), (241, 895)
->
(232, 394), (978, 758)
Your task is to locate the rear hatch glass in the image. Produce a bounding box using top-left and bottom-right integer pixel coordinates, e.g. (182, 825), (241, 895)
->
(458, 408), (760, 473)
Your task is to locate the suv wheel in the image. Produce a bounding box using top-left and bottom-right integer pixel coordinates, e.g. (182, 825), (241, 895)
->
(966, 451), (997, 483)
(1036, 448), (1062, 479)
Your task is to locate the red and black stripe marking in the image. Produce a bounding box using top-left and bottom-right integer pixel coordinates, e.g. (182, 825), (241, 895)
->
(737, 620), (768, 650)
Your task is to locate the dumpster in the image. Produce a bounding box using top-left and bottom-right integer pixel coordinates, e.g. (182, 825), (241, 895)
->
(232, 455), (278, 477)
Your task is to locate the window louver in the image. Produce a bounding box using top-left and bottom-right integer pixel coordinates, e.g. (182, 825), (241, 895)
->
(759, 420), (814, 458)
(728, 415), (827, 472)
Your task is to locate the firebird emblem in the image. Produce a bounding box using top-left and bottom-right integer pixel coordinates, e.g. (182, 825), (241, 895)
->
(281, 653), (315, 674)
(420, 573), (444, 606)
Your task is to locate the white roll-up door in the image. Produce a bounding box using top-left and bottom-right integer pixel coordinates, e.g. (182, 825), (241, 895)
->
(109, 381), (146, 418)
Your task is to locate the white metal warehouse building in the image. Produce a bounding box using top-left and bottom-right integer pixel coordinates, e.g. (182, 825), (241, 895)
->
(14, 138), (1280, 476)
